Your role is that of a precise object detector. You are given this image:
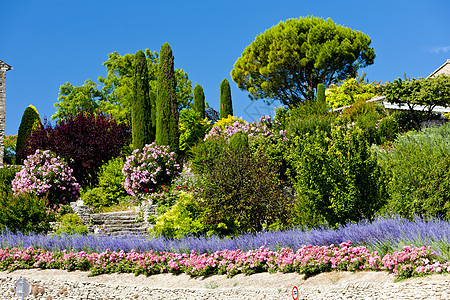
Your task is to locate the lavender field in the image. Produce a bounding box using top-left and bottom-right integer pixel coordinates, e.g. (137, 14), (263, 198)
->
(2, 215), (450, 260)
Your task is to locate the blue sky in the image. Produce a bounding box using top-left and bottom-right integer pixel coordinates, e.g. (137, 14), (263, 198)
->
(1, 0), (449, 135)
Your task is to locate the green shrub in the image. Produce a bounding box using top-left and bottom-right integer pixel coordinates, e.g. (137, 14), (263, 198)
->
(151, 192), (206, 238)
(82, 157), (128, 210)
(0, 165), (21, 194)
(3, 135), (17, 165)
(391, 110), (429, 133)
(377, 123), (450, 218)
(0, 191), (51, 233)
(287, 126), (387, 227)
(81, 187), (108, 211)
(378, 116), (399, 142)
(16, 105), (42, 164)
(286, 100), (334, 137)
(196, 147), (293, 234)
(55, 213), (88, 235)
(413, 158), (450, 218)
(178, 108), (212, 152)
(229, 131), (249, 152)
(188, 136), (228, 174)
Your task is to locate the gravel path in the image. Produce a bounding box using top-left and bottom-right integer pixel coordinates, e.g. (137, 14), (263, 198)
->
(1, 269), (450, 299)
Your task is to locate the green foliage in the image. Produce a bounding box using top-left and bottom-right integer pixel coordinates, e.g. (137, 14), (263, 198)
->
(285, 99), (335, 137)
(188, 136), (228, 174)
(326, 76), (380, 109)
(52, 49), (193, 124)
(82, 157), (127, 210)
(220, 78), (233, 119)
(383, 75), (450, 129)
(55, 213), (88, 235)
(338, 100), (386, 144)
(52, 80), (103, 122)
(193, 84), (206, 119)
(229, 131), (248, 152)
(316, 83), (325, 103)
(0, 191), (51, 234)
(377, 124), (450, 219)
(248, 133), (289, 181)
(197, 147), (293, 234)
(178, 109), (212, 152)
(287, 126), (386, 227)
(0, 165), (21, 194)
(3, 135), (17, 165)
(156, 43), (179, 154)
(16, 105), (42, 164)
(131, 50), (154, 150)
(231, 16), (375, 107)
(378, 116), (399, 142)
(151, 192), (206, 238)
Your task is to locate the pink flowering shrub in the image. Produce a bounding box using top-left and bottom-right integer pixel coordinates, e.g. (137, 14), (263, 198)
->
(122, 143), (180, 200)
(1, 242), (449, 280)
(12, 150), (80, 205)
(204, 115), (287, 141)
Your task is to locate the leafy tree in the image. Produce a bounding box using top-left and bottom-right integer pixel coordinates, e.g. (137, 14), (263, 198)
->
(220, 78), (233, 119)
(156, 43), (179, 153)
(52, 80), (103, 122)
(326, 75), (381, 109)
(52, 49), (193, 123)
(383, 75), (450, 130)
(193, 84), (206, 118)
(231, 16), (375, 107)
(132, 50), (154, 149)
(179, 108), (212, 152)
(19, 113), (131, 188)
(16, 105), (42, 164)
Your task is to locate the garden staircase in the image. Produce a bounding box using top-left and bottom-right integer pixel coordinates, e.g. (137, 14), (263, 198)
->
(88, 210), (151, 236)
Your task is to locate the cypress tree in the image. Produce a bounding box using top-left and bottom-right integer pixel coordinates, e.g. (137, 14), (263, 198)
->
(131, 50), (154, 150)
(220, 78), (233, 119)
(16, 105), (42, 164)
(317, 83), (325, 103)
(193, 84), (205, 119)
(156, 43), (179, 153)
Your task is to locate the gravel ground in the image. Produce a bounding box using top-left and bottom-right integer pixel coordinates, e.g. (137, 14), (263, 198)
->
(1, 269), (450, 299)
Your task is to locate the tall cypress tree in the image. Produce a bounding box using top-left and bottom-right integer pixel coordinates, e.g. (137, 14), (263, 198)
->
(316, 83), (325, 103)
(220, 78), (233, 119)
(193, 84), (205, 119)
(16, 105), (42, 164)
(156, 43), (179, 153)
(131, 50), (153, 150)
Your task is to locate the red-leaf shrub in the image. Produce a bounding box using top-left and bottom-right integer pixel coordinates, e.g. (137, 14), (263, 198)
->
(18, 113), (131, 188)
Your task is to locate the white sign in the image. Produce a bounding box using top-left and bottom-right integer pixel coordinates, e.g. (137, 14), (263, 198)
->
(14, 278), (31, 299)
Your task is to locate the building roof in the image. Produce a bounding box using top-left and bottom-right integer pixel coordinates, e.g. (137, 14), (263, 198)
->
(428, 59), (450, 78)
(0, 60), (12, 71)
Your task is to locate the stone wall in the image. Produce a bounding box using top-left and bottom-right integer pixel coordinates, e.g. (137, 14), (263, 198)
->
(0, 60), (12, 168)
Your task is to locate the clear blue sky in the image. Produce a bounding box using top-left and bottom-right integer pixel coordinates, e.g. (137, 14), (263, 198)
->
(1, 0), (449, 135)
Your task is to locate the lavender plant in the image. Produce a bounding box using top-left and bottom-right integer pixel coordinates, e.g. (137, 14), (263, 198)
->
(122, 143), (180, 201)
(11, 150), (80, 205)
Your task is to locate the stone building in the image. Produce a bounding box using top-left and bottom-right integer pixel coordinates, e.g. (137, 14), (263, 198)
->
(0, 59), (13, 168)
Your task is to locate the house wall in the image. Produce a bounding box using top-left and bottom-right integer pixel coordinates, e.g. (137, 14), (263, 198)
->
(430, 59), (450, 77)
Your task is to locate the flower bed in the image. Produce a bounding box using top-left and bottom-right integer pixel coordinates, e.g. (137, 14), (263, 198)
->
(1, 242), (449, 281)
